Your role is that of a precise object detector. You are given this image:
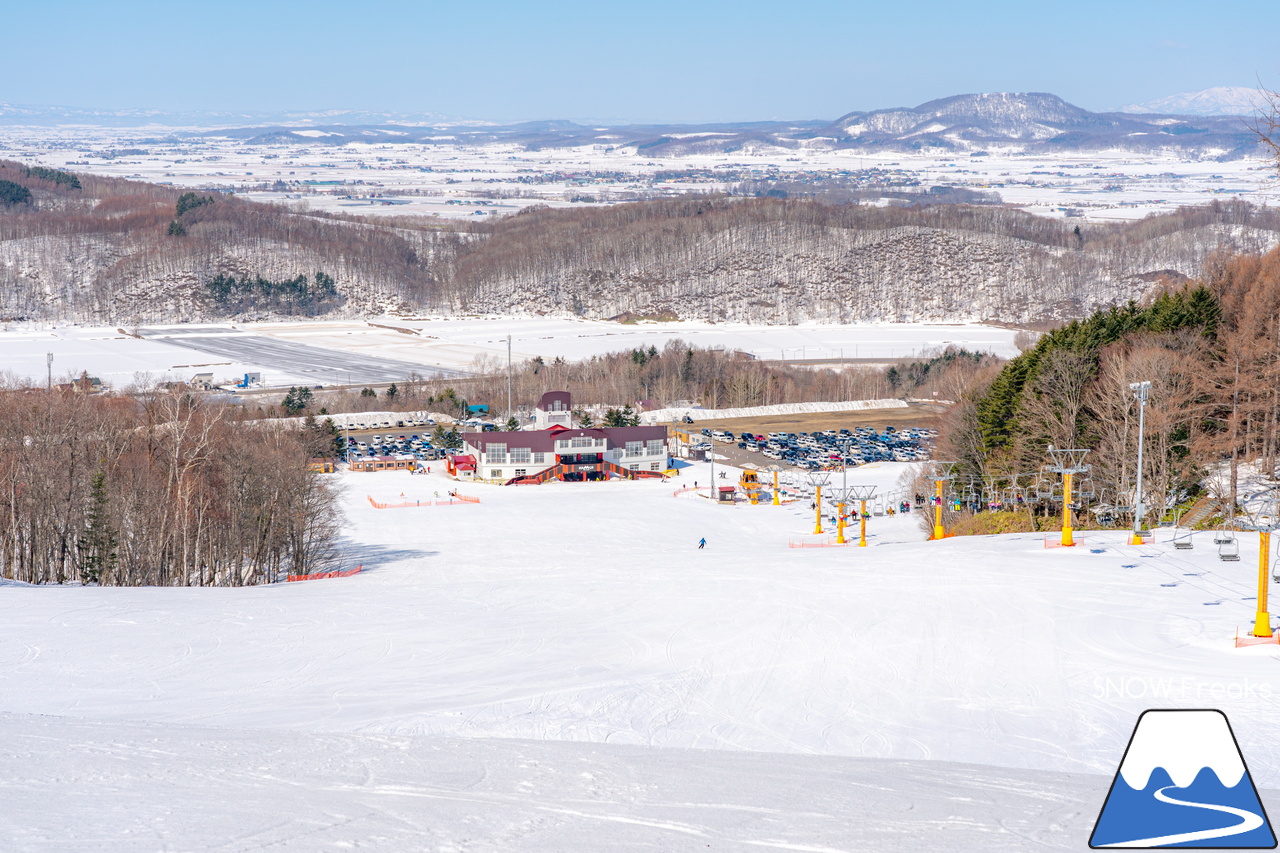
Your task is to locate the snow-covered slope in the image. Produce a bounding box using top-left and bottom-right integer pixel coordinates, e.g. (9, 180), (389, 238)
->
(1, 712), (1109, 851)
(5, 462), (1280, 848)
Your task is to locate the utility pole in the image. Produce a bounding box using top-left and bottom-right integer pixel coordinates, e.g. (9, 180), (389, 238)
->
(507, 334), (513, 422)
(46, 352), (53, 392)
(709, 436), (715, 498)
(1129, 381), (1151, 545)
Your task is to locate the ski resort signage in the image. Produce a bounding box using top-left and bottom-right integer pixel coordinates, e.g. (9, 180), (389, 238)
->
(1090, 709), (1276, 848)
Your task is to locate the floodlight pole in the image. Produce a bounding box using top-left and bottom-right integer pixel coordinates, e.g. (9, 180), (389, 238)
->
(1128, 381), (1150, 545)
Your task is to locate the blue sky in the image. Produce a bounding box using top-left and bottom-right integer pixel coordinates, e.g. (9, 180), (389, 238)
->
(4, 0), (1278, 122)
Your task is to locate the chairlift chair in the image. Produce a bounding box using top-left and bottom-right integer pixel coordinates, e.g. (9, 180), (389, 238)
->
(873, 499), (885, 517)
(1033, 475), (1054, 501)
(1213, 526), (1234, 546)
(1219, 536), (1241, 561)
(1172, 528), (1194, 550)
(1075, 475), (1097, 502)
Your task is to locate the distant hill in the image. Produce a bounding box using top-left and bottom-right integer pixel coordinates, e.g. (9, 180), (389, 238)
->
(1120, 86), (1265, 117)
(2, 162), (1279, 326)
(1, 91), (1264, 158)
(193, 92), (1264, 160)
(815, 92), (1258, 158)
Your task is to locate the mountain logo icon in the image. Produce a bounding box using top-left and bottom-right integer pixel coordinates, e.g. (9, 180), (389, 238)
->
(1091, 709), (1276, 848)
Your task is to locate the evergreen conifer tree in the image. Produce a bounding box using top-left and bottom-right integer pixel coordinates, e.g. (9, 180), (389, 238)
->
(78, 471), (117, 584)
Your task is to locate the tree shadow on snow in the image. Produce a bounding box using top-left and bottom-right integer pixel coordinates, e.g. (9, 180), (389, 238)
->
(332, 541), (439, 573)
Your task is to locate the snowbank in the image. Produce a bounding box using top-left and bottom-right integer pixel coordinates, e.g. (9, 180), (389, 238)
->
(641, 398), (910, 424)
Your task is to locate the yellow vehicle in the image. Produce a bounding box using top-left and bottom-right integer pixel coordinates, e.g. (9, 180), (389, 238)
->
(739, 470), (762, 504)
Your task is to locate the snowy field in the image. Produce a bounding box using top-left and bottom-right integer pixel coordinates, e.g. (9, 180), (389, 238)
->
(5, 459), (1280, 849)
(0, 319), (1020, 389)
(1, 125), (1277, 223)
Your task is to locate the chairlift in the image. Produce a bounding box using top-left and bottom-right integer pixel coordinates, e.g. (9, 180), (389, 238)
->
(1075, 475), (1097, 502)
(1219, 536), (1241, 562)
(873, 499), (885, 517)
(1213, 526), (1234, 546)
(1033, 475), (1054, 501)
(1172, 528), (1194, 550)
(1272, 556), (1280, 585)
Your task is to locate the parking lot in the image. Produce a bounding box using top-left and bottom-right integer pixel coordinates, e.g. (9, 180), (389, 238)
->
(670, 402), (941, 472)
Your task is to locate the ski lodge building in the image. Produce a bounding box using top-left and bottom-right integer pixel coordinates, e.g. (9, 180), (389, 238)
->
(449, 391), (670, 484)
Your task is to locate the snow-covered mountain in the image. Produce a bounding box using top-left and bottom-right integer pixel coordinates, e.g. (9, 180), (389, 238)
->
(1121, 86), (1265, 117)
(835, 92), (1093, 142)
(811, 91), (1258, 157)
(2, 91), (1265, 157)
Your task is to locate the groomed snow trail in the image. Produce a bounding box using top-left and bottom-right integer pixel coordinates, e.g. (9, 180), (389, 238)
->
(5, 460), (1280, 848)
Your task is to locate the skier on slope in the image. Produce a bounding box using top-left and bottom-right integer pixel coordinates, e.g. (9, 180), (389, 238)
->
(698, 538), (706, 549)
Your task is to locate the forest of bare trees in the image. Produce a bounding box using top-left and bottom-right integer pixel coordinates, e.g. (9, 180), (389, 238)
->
(0, 384), (341, 586)
(276, 341), (1001, 424)
(3, 158), (1280, 325)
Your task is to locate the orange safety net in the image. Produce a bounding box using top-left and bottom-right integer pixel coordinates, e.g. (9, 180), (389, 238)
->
(788, 538), (849, 549)
(367, 494), (480, 509)
(287, 565), (362, 582)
